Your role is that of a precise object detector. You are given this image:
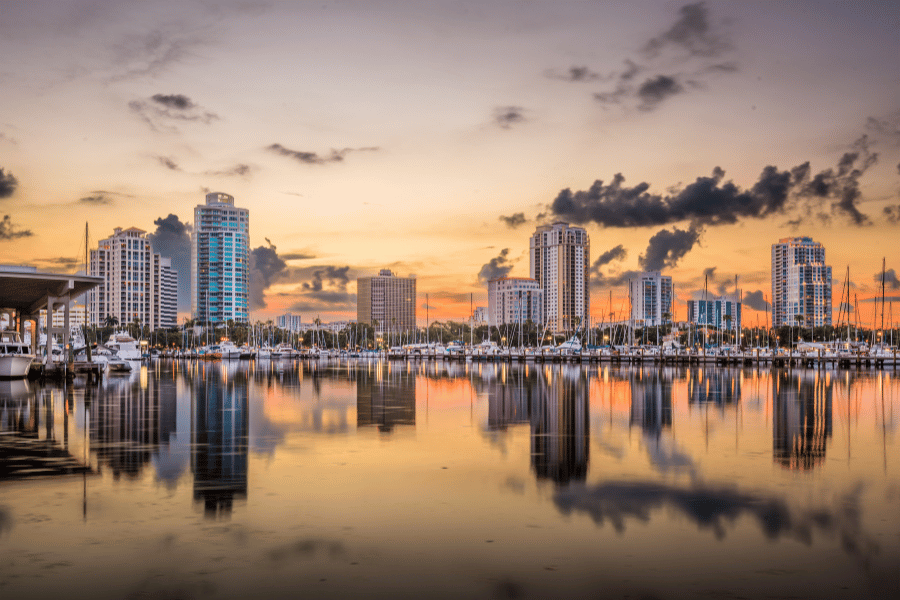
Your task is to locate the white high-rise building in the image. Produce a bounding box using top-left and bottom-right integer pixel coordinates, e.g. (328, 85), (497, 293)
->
(192, 192), (250, 324)
(772, 237), (832, 328)
(357, 269), (416, 333)
(487, 277), (543, 327)
(87, 227), (174, 331)
(629, 271), (673, 327)
(529, 222), (590, 333)
(277, 313), (303, 332)
(158, 257), (178, 329)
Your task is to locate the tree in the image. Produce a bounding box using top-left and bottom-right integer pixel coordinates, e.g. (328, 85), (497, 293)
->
(104, 314), (119, 328)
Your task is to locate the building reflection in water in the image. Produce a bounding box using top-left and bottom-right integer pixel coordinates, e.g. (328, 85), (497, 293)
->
(90, 372), (159, 479)
(191, 365), (249, 518)
(356, 364), (415, 433)
(630, 368), (673, 435)
(530, 366), (589, 485)
(773, 370), (832, 470)
(486, 365), (532, 432)
(688, 368), (741, 406)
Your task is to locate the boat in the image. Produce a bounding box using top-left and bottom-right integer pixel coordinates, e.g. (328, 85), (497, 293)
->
(239, 344), (256, 359)
(276, 343), (299, 359)
(220, 340), (241, 359)
(105, 331), (143, 361)
(0, 330), (35, 379)
(107, 358), (133, 373)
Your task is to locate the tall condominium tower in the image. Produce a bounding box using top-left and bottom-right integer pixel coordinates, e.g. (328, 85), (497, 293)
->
(771, 237), (832, 328)
(529, 222), (590, 333)
(192, 192), (250, 324)
(487, 277), (543, 327)
(629, 271), (673, 327)
(357, 269), (416, 333)
(87, 227), (177, 330)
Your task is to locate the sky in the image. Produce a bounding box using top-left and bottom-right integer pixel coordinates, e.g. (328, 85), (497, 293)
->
(1, 0), (899, 327)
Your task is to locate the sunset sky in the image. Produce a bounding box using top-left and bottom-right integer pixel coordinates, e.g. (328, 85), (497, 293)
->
(1, 1), (899, 326)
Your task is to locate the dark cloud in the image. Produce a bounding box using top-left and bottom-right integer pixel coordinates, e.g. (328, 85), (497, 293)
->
(874, 268), (900, 290)
(593, 269), (643, 289)
(281, 251), (317, 261)
(129, 94), (219, 131)
(302, 266), (350, 292)
(478, 248), (514, 282)
(0, 215), (33, 240)
(859, 295), (900, 304)
(884, 205), (900, 223)
(642, 2), (731, 59)
(493, 106), (527, 129)
(77, 193), (114, 206)
(204, 163), (252, 177)
(865, 111), (900, 146)
(149, 214), (192, 312)
(591, 244), (628, 273)
(154, 156), (181, 171)
(250, 239), (288, 310)
(638, 225), (702, 271)
(545, 66), (602, 82)
(151, 93), (194, 110)
(267, 143), (379, 165)
(110, 25), (208, 81)
(592, 3), (734, 111)
(742, 290), (770, 311)
(0, 167), (18, 198)
(551, 145), (877, 229)
(286, 264), (357, 312)
(636, 75), (684, 111)
(498, 212), (527, 228)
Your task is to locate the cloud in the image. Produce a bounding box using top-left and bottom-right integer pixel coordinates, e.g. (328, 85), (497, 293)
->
(642, 2), (731, 59)
(77, 192), (115, 206)
(204, 163), (252, 177)
(0, 167), (18, 198)
(550, 145), (877, 229)
(154, 156), (181, 171)
(636, 75), (685, 111)
(638, 225), (702, 271)
(302, 266), (350, 292)
(149, 214), (192, 312)
(478, 248), (514, 282)
(545, 66), (602, 82)
(34, 256), (82, 271)
(129, 93), (219, 132)
(286, 264), (357, 313)
(0, 215), (33, 240)
(493, 106), (527, 129)
(498, 212), (527, 228)
(590, 245), (628, 281)
(884, 205), (900, 223)
(858, 295), (900, 304)
(742, 290), (770, 311)
(592, 2), (735, 111)
(267, 143), (379, 165)
(281, 251), (317, 261)
(593, 269), (643, 289)
(874, 268), (900, 290)
(250, 238), (288, 310)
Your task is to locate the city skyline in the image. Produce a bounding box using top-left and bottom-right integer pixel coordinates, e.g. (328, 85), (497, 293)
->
(2, 1), (899, 326)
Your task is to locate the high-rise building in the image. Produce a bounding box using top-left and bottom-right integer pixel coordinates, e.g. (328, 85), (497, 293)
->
(686, 293), (742, 331)
(529, 222), (590, 333)
(158, 257), (178, 329)
(357, 269), (416, 333)
(628, 271), (673, 327)
(192, 192), (250, 325)
(487, 277), (543, 327)
(277, 313), (303, 332)
(771, 237), (832, 328)
(87, 227), (174, 331)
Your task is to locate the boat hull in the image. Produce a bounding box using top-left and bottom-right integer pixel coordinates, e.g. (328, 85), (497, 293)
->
(0, 354), (34, 379)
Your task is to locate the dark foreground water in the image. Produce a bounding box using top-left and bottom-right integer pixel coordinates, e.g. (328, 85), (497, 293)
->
(1, 360), (898, 600)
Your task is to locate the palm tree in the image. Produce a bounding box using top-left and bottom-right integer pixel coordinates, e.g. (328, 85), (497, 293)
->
(104, 314), (119, 329)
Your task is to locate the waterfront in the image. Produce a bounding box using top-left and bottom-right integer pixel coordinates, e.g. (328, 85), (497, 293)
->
(1, 360), (898, 599)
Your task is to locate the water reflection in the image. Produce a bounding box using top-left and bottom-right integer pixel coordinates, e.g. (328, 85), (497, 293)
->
(356, 365), (415, 432)
(629, 368), (673, 435)
(90, 374), (159, 479)
(773, 370), (833, 470)
(688, 368), (741, 405)
(191, 365), (249, 517)
(531, 366), (589, 485)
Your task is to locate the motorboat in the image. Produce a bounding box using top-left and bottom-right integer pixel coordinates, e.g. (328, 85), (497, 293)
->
(276, 343), (299, 359)
(0, 330), (35, 379)
(106, 331), (143, 361)
(220, 340), (241, 359)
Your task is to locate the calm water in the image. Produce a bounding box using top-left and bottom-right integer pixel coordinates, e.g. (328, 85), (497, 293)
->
(1, 361), (898, 600)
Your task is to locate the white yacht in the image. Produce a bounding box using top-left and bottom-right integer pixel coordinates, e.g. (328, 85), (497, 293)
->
(220, 340), (242, 359)
(106, 331), (143, 361)
(0, 330), (35, 379)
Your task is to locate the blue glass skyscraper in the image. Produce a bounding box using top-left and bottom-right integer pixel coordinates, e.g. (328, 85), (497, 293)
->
(191, 192), (250, 324)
